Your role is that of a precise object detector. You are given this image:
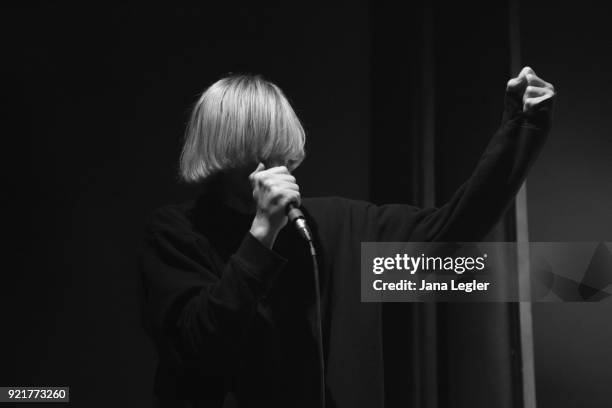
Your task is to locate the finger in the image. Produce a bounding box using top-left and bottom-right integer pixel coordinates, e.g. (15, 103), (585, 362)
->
(507, 66), (536, 91)
(270, 174), (296, 184)
(524, 85), (550, 98)
(279, 192), (301, 208)
(255, 166), (290, 181)
(248, 163), (266, 187)
(507, 71), (528, 92)
(506, 76), (526, 91)
(255, 174), (296, 189)
(526, 73), (554, 90)
(280, 181), (300, 192)
(524, 93), (554, 112)
(521, 66), (536, 77)
(261, 165), (287, 172)
(515, 66), (532, 84)
(269, 181), (300, 193)
(264, 165), (291, 175)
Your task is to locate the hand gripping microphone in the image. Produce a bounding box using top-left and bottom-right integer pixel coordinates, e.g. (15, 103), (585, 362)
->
(286, 202), (313, 242)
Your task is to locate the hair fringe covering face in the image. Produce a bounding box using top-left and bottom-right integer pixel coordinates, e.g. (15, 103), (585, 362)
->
(179, 75), (306, 183)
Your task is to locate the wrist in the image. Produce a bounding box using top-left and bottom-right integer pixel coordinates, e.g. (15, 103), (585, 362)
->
(250, 214), (280, 248)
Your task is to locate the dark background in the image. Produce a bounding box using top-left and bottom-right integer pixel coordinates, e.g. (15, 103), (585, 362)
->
(521, 2), (612, 408)
(5, 1), (612, 407)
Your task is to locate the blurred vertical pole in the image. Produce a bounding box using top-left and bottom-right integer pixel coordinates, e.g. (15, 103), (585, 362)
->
(414, 1), (439, 408)
(420, 1), (435, 206)
(432, 1), (520, 406)
(509, 0), (537, 407)
(371, 0), (439, 406)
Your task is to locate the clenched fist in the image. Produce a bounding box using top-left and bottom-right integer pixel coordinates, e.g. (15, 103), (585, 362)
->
(249, 163), (301, 248)
(506, 66), (555, 114)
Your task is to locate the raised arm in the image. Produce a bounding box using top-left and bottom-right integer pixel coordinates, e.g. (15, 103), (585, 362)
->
(372, 67), (555, 242)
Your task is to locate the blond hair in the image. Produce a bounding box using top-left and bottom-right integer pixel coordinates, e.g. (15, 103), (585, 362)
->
(179, 75), (306, 183)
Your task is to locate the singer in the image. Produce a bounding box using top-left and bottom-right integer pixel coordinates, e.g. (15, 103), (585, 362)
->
(141, 69), (554, 407)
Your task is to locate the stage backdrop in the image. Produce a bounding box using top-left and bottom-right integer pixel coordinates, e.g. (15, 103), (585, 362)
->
(5, 3), (371, 406)
(521, 1), (612, 407)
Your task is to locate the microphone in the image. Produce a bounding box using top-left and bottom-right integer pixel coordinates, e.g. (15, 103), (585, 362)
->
(286, 202), (313, 242)
(286, 202), (323, 407)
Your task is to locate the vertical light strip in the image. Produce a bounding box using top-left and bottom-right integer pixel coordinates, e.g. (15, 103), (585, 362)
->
(509, 0), (537, 407)
(419, 3), (438, 408)
(422, 1), (436, 208)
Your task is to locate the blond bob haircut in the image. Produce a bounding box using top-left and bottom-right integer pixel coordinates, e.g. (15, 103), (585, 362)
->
(180, 75), (306, 183)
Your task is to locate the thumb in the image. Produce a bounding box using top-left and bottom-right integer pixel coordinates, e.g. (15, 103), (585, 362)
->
(506, 69), (533, 106)
(521, 66), (536, 77)
(249, 162), (266, 180)
(506, 68), (529, 93)
(253, 162), (265, 173)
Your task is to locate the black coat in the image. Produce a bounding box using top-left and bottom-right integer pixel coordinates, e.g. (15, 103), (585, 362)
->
(140, 93), (551, 407)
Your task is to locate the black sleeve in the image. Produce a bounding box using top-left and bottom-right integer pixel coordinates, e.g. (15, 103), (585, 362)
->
(370, 91), (552, 242)
(140, 207), (287, 375)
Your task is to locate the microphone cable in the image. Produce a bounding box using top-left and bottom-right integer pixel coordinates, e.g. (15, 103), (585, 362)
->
(309, 239), (325, 408)
(287, 204), (326, 408)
